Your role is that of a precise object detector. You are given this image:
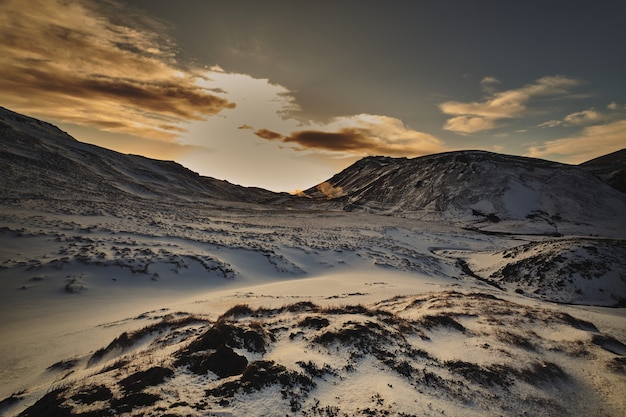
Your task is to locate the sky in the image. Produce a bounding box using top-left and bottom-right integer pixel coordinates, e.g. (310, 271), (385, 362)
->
(1, 0), (625, 192)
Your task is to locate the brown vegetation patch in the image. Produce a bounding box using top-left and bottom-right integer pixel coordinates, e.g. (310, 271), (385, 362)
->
(591, 334), (626, 355)
(119, 366), (174, 392)
(445, 360), (513, 388)
(71, 385), (113, 404)
(419, 314), (466, 333)
(494, 330), (537, 351)
(298, 316), (330, 329)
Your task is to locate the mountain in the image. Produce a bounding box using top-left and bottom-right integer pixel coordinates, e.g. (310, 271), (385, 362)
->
(580, 148), (626, 193)
(0, 106), (284, 206)
(305, 151), (626, 233)
(3, 105), (625, 231)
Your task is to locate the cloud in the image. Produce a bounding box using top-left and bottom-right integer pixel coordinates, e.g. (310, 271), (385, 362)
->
(563, 109), (605, 126)
(480, 76), (500, 93)
(442, 116), (499, 134)
(0, 0), (234, 140)
(539, 104), (625, 128)
(527, 119), (626, 163)
(255, 128), (285, 140)
(253, 114), (445, 157)
(440, 76), (583, 134)
(538, 119), (563, 128)
(481, 76), (501, 85)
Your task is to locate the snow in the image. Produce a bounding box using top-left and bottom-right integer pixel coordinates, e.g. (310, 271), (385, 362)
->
(502, 179), (541, 218)
(1, 107), (625, 416)
(2, 200), (625, 417)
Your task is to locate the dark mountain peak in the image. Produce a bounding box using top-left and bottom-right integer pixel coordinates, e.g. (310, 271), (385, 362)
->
(580, 148), (626, 193)
(0, 107), (283, 206)
(580, 148), (626, 167)
(0, 106), (76, 143)
(360, 155), (407, 163)
(358, 150), (566, 170)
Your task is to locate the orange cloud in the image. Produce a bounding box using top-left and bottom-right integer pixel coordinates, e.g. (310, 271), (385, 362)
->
(440, 76), (583, 134)
(253, 114), (445, 157)
(539, 104), (625, 129)
(0, 0), (234, 140)
(442, 116), (499, 135)
(527, 119), (626, 164)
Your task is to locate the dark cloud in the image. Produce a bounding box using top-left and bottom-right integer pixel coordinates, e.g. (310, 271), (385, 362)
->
(254, 118), (445, 157)
(283, 129), (371, 152)
(254, 128), (285, 140)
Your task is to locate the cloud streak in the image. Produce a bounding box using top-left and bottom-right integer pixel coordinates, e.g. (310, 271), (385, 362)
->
(0, 0), (234, 140)
(440, 76), (583, 134)
(528, 119), (626, 164)
(539, 103), (626, 128)
(253, 114), (445, 157)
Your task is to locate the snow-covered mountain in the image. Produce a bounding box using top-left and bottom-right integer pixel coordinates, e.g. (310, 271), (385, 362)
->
(305, 151), (626, 234)
(0, 106), (284, 206)
(1, 108), (625, 416)
(2, 104), (625, 232)
(456, 237), (626, 306)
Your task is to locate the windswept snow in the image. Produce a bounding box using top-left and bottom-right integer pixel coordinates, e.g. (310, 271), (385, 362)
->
(2, 198), (625, 416)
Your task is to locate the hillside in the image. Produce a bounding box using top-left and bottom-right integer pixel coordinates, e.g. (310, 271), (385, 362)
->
(580, 148), (626, 193)
(0, 106), (284, 206)
(305, 151), (626, 234)
(12, 291), (626, 417)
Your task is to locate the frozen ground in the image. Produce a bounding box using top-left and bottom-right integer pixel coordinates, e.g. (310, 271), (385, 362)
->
(1, 196), (625, 417)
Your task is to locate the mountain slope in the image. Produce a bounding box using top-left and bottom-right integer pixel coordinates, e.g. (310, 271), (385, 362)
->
(3, 106), (625, 229)
(305, 151), (626, 232)
(0, 106), (283, 205)
(580, 148), (626, 193)
(456, 238), (626, 306)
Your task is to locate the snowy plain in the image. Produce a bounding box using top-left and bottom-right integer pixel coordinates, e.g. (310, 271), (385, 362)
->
(1, 197), (625, 417)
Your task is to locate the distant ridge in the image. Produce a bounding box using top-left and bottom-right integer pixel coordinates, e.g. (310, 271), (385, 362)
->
(305, 150), (626, 230)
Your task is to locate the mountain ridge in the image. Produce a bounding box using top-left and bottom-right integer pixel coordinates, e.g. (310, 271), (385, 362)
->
(305, 150), (626, 232)
(0, 106), (285, 206)
(580, 148), (626, 193)
(2, 106), (625, 233)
